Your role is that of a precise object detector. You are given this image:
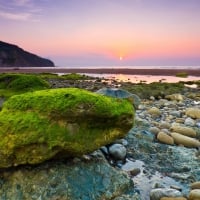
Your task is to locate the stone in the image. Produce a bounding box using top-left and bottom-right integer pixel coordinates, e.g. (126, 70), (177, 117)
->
(0, 88), (134, 168)
(170, 132), (200, 148)
(170, 125), (197, 138)
(109, 144), (127, 160)
(184, 117), (196, 127)
(186, 108), (200, 119)
(160, 198), (187, 200)
(150, 188), (182, 200)
(188, 189), (200, 200)
(157, 132), (174, 145)
(148, 107), (161, 116)
(191, 182), (200, 190)
(159, 121), (171, 129)
(170, 111), (181, 117)
(130, 168), (141, 176)
(165, 93), (183, 102)
(0, 157), (135, 200)
(149, 127), (160, 135)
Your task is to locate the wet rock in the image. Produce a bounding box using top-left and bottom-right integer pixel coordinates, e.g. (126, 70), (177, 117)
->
(130, 168), (141, 176)
(147, 107), (161, 117)
(188, 189), (200, 200)
(150, 188), (182, 200)
(165, 94), (183, 102)
(160, 197), (187, 200)
(157, 131), (174, 145)
(184, 117), (196, 127)
(170, 132), (200, 148)
(170, 125), (197, 137)
(113, 193), (141, 200)
(159, 121), (171, 129)
(191, 182), (200, 190)
(149, 127), (160, 136)
(0, 158), (135, 200)
(109, 144), (127, 161)
(0, 88), (134, 168)
(186, 108), (200, 119)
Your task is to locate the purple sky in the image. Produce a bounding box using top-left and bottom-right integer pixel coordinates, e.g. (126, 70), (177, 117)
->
(1, 0), (200, 67)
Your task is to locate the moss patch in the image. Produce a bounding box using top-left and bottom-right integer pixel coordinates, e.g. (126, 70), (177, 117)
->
(0, 88), (134, 168)
(0, 73), (50, 98)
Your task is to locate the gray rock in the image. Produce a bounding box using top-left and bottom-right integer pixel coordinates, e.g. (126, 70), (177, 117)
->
(109, 144), (127, 160)
(184, 117), (196, 126)
(0, 158), (134, 200)
(170, 110), (181, 117)
(150, 188), (182, 200)
(149, 127), (160, 135)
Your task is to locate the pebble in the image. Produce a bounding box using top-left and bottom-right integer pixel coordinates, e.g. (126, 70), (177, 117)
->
(108, 144), (127, 161)
(130, 168), (141, 176)
(149, 127), (160, 135)
(184, 117), (196, 127)
(191, 181), (200, 190)
(150, 188), (182, 200)
(157, 131), (174, 145)
(188, 189), (200, 200)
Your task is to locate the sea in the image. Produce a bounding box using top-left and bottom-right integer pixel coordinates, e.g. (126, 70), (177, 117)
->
(56, 65), (200, 84)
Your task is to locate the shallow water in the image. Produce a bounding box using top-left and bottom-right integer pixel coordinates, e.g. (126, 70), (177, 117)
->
(83, 73), (200, 84)
(122, 159), (185, 200)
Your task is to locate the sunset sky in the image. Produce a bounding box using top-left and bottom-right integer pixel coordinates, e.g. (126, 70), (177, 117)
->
(1, 0), (200, 67)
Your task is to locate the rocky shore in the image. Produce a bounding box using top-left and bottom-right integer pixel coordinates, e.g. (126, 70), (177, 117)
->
(0, 73), (199, 200)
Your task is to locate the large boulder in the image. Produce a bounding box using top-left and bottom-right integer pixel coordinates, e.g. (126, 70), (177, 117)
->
(0, 156), (135, 200)
(0, 88), (134, 168)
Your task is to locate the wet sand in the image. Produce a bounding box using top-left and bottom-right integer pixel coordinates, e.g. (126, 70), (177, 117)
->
(0, 67), (200, 76)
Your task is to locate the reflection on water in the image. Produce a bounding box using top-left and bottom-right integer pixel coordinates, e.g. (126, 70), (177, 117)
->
(85, 73), (200, 84)
(122, 160), (185, 200)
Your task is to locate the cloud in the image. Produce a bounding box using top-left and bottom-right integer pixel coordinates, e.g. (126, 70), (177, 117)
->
(0, 0), (42, 21)
(0, 11), (31, 21)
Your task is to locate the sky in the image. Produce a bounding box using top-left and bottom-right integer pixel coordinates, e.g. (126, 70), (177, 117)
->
(0, 0), (200, 67)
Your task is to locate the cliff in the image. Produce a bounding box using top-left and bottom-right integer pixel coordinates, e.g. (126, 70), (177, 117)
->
(0, 41), (54, 67)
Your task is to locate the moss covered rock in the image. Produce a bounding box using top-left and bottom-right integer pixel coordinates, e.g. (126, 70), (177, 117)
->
(0, 88), (134, 168)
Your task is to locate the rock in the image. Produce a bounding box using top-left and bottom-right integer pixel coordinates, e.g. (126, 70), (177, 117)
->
(0, 88), (134, 168)
(157, 132), (174, 145)
(149, 127), (160, 135)
(160, 198), (187, 200)
(96, 87), (141, 109)
(184, 117), (196, 127)
(150, 188), (182, 200)
(170, 111), (181, 117)
(170, 132), (200, 148)
(159, 121), (171, 129)
(191, 182), (200, 189)
(0, 158), (135, 200)
(186, 108), (200, 119)
(148, 107), (161, 116)
(130, 168), (141, 176)
(113, 194), (141, 200)
(188, 189), (200, 200)
(165, 93), (183, 102)
(170, 125), (197, 137)
(109, 144), (127, 160)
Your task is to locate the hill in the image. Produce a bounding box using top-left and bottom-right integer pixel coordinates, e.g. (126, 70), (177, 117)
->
(0, 41), (54, 67)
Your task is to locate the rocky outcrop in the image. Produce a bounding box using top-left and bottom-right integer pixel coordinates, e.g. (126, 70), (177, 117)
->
(0, 154), (136, 200)
(0, 88), (134, 168)
(0, 41), (54, 67)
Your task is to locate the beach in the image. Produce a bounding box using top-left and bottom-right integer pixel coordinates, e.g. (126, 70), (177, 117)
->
(0, 67), (200, 76)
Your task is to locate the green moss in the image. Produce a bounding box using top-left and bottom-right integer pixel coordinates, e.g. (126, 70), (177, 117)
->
(0, 88), (134, 167)
(61, 73), (94, 80)
(175, 72), (188, 78)
(122, 82), (185, 99)
(0, 73), (50, 98)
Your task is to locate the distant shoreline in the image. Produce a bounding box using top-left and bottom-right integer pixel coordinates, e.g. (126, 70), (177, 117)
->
(0, 67), (200, 76)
